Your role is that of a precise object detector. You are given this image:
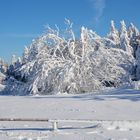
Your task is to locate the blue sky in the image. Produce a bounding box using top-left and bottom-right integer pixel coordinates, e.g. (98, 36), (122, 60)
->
(0, 0), (140, 62)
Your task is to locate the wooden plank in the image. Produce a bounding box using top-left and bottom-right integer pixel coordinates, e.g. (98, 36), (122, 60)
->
(0, 118), (49, 122)
(0, 118), (140, 123)
(0, 118), (140, 131)
(49, 119), (140, 123)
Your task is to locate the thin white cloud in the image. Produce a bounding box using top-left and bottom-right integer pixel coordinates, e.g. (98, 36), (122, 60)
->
(90, 0), (106, 22)
(0, 33), (39, 38)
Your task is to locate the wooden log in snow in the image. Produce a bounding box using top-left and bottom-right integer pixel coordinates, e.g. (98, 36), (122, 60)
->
(0, 118), (49, 122)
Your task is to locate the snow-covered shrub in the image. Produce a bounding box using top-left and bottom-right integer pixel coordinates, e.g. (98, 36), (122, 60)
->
(6, 20), (137, 95)
(2, 20), (140, 95)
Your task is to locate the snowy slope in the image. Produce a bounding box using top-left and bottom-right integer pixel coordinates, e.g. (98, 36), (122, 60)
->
(0, 89), (140, 140)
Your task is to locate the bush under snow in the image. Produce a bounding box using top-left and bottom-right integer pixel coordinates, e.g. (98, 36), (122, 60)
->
(2, 20), (140, 95)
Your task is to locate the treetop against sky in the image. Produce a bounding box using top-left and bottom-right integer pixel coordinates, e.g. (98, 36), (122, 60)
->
(0, 0), (140, 62)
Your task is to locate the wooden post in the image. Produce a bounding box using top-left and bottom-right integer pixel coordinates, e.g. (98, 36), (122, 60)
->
(52, 121), (58, 131)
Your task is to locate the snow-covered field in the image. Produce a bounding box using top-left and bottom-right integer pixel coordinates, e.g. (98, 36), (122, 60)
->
(0, 89), (140, 140)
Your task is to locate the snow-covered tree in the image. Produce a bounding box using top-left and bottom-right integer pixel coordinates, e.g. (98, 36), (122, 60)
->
(4, 20), (140, 95)
(136, 46), (140, 80)
(128, 23), (140, 58)
(8, 55), (22, 77)
(7, 21), (135, 95)
(22, 46), (29, 64)
(11, 55), (17, 66)
(107, 20), (120, 45)
(128, 23), (139, 39)
(119, 20), (133, 54)
(132, 35), (140, 80)
(0, 58), (8, 74)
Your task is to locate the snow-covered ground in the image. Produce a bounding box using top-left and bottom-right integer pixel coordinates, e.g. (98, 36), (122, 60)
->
(0, 89), (140, 140)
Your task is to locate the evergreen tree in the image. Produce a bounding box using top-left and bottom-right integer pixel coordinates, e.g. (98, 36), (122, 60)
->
(107, 20), (120, 45)
(0, 58), (8, 73)
(11, 55), (17, 66)
(23, 46), (29, 64)
(128, 23), (139, 39)
(119, 20), (133, 54)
